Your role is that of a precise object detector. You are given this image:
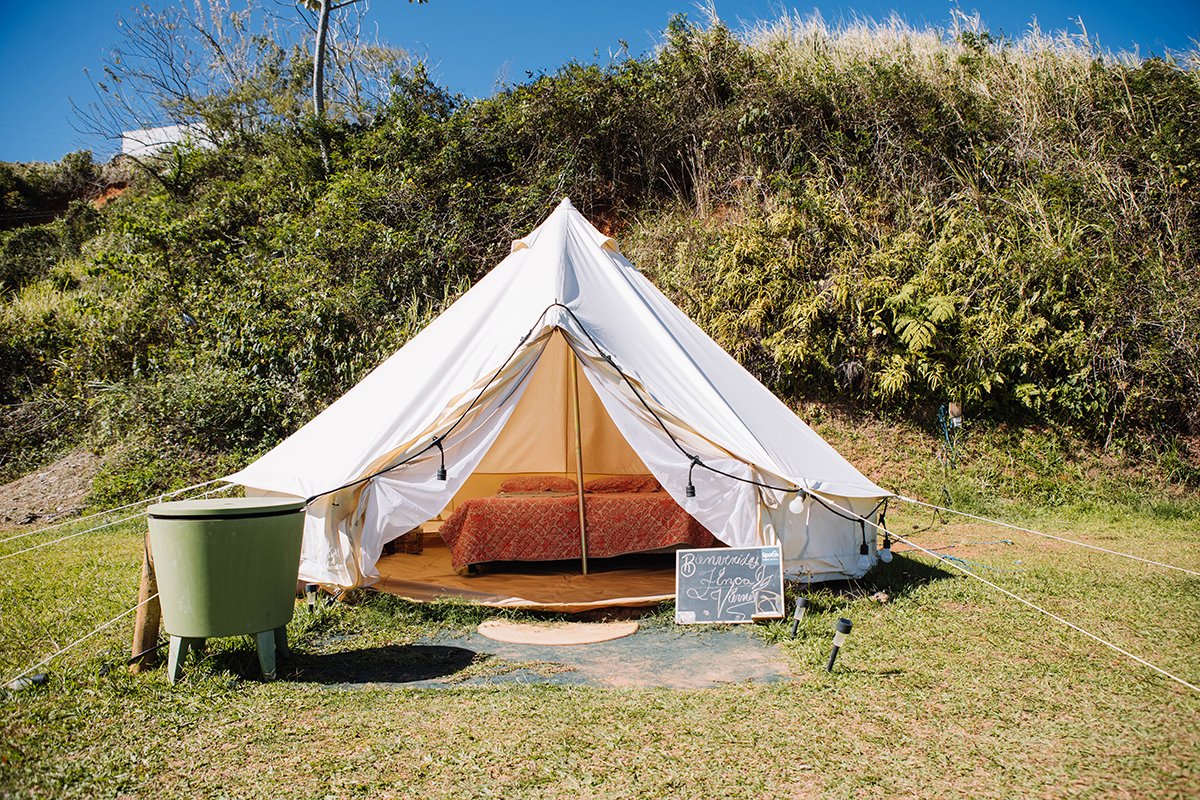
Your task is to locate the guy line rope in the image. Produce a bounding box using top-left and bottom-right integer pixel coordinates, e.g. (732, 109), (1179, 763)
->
(0, 477), (225, 546)
(894, 495), (1200, 578)
(0, 482), (238, 562)
(813, 493), (1200, 695)
(4, 593), (160, 690)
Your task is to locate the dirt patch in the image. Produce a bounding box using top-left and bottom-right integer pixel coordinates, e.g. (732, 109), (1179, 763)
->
(0, 448), (99, 529)
(90, 183), (127, 208)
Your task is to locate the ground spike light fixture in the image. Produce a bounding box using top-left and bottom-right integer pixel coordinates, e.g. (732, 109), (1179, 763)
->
(948, 401), (963, 428)
(826, 617), (853, 672)
(5, 673), (48, 691)
(790, 596), (808, 638)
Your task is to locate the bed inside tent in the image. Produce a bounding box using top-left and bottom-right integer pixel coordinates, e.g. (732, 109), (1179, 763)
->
(375, 330), (723, 611)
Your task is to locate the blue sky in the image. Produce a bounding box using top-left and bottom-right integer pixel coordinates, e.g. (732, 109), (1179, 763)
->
(1, 1), (1196, 163)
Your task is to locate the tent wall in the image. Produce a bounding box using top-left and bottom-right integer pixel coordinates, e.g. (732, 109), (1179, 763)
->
(472, 332), (646, 476)
(439, 331), (651, 515)
(766, 494), (882, 581)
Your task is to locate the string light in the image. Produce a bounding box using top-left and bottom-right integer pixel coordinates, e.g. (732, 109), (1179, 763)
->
(878, 508), (893, 562)
(433, 437), (447, 481)
(788, 489), (807, 514)
(684, 456), (702, 511)
(857, 521), (871, 572)
(685, 455), (701, 498)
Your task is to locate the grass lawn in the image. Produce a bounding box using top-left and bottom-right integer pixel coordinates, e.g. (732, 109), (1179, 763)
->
(1, 494), (1197, 799)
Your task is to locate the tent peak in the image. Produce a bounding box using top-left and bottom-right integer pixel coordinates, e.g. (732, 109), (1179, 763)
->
(510, 197), (619, 256)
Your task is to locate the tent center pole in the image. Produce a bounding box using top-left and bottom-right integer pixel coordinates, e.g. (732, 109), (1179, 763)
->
(571, 349), (589, 575)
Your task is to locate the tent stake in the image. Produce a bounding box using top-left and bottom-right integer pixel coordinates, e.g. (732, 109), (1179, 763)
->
(571, 349), (589, 575)
(129, 530), (162, 673)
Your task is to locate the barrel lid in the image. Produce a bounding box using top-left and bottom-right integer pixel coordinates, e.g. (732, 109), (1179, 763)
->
(148, 497), (306, 519)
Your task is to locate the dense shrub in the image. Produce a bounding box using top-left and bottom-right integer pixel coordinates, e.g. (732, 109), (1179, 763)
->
(0, 13), (1196, 494)
(0, 152), (102, 230)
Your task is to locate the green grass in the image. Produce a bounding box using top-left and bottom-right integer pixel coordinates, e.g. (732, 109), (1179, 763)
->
(1, 494), (1198, 798)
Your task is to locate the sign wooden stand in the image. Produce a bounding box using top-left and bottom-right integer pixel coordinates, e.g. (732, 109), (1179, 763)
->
(129, 531), (162, 673)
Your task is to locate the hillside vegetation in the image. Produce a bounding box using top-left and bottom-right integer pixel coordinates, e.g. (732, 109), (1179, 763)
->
(1, 13), (1198, 497)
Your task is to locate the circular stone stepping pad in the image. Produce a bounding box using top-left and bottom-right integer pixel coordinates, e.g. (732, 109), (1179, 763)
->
(477, 619), (639, 645)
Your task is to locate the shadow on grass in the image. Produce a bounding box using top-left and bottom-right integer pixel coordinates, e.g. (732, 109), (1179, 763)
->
(867, 552), (956, 599)
(790, 552), (956, 613)
(835, 667), (907, 677)
(806, 551), (955, 594)
(198, 644), (479, 684)
(285, 644), (478, 684)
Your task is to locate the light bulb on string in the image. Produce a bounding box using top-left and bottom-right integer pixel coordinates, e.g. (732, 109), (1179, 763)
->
(684, 482), (698, 513)
(856, 522), (871, 573)
(434, 436), (447, 481)
(684, 455), (701, 513)
(877, 510), (893, 563)
(788, 489), (806, 514)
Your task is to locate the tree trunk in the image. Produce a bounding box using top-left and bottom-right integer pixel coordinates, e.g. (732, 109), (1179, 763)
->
(313, 0), (332, 170)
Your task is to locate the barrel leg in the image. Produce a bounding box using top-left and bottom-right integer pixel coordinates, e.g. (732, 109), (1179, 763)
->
(167, 636), (203, 684)
(255, 630), (277, 681)
(273, 626), (290, 660)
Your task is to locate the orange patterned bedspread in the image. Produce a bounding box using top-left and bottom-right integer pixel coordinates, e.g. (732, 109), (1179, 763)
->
(438, 492), (715, 569)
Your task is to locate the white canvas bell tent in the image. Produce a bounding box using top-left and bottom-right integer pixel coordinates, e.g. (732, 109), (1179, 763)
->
(227, 199), (891, 589)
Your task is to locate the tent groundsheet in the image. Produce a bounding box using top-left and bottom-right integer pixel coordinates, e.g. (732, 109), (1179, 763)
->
(374, 537), (677, 612)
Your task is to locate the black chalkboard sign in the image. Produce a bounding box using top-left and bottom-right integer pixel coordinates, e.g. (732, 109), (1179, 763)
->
(674, 546), (785, 624)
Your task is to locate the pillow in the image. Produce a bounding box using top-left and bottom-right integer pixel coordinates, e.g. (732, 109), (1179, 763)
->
(584, 474), (662, 494)
(498, 475), (578, 494)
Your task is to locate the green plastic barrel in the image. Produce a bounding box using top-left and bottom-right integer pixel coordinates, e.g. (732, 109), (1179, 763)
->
(147, 497), (305, 639)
